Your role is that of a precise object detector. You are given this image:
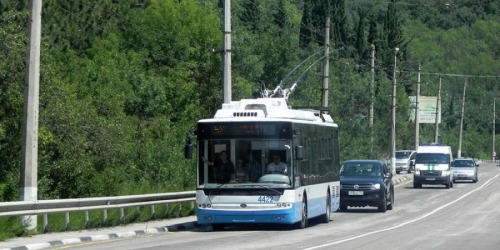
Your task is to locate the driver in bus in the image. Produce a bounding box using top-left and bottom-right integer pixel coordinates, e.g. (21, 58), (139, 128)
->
(267, 155), (288, 175)
(203, 150), (236, 183)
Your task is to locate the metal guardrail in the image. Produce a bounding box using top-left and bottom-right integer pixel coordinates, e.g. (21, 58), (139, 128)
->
(0, 191), (196, 232)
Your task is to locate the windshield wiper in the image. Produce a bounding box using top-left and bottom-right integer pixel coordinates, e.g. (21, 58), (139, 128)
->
(239, 184), (282, 195)
(214, 182), (230, 190)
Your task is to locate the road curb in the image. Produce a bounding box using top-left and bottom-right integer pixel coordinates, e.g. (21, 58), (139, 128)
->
(393, 174), (413, 185)
(1, 222), (201, 250)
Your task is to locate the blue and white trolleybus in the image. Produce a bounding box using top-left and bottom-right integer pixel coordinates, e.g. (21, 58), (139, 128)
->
(185, 97), (340, 230)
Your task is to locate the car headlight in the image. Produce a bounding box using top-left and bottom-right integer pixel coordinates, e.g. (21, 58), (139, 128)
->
(414, 169), (421, 175)
(442, 171), (450, 176)
(371, 183), (381, 190)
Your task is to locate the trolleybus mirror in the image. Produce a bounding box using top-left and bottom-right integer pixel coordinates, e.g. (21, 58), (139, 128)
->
(295, 146), (303, 160)
(184, 137), (193, 159)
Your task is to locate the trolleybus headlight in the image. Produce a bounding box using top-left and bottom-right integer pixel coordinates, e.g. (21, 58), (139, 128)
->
(202, 204), (207, 208)
(207, 204), (212, 208)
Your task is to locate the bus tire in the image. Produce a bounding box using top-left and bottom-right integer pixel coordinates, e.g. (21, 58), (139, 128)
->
(320, 192), (331, 224)
(295, 197), (308, 229)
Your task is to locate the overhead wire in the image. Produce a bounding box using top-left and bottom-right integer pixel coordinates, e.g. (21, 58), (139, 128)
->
(380, 0), (496, 8)
(398, 70), (500, 78)
(55, 2), (500, 87)
(237, 0), (337, 93)
(60, 0), (335, 70)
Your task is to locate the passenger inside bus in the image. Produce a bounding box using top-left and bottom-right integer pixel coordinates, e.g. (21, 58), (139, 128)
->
(235, 158), (247, 182)
(203, 150), (236, 183)
(267, 154), (288, 175)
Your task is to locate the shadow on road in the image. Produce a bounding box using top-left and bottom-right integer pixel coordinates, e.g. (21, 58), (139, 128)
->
(195, 216), (331, 232)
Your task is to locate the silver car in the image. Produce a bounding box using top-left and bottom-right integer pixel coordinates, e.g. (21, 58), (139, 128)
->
(395, 150), (416, 174)
(452, 158), (479, 183)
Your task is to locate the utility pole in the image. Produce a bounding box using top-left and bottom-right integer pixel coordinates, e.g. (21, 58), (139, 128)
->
(223, 0), (232, 103)
(391, 47), (399, 175)
(321, 17), (330, 108)
(370, 44), (375, 155)
(493, 97), (496, 162)
(434, 76), (442, 143)
(457, 79), (467, 158)
(21, 0), (42, 230)
(414, 64), (421, 150)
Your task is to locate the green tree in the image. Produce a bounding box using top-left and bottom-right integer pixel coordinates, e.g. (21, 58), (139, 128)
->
(354, 13), (367, 68)
(311, 0), (328, 46)
(238, 0), (260, 33)
(273, 0), (287, 33)
(331, 0), (350, 50)
(299, 0), (314, 48)
(0, 10), (27, 201)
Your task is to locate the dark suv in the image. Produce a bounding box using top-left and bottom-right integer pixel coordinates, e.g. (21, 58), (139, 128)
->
(339, 160), (394, 212)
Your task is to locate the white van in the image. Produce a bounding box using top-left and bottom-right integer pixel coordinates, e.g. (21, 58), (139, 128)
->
(413, 144), (454, 189)
(395, 150), (416, 174)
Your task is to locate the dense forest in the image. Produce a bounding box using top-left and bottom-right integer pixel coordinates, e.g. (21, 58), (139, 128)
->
(1, 0), (499, 201)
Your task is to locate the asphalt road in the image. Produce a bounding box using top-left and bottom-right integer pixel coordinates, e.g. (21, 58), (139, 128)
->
(34, 162), (500, 250)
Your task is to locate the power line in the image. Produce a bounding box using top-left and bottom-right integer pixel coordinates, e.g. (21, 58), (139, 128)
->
(382, 0), (497, 8)
(398, 70), (500, 78)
